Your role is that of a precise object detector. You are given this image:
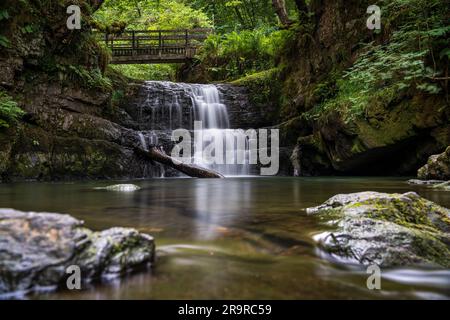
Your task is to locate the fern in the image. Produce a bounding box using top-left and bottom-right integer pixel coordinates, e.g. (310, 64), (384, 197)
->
(0, 35), (10, 48)
(0, 90), (24, 129)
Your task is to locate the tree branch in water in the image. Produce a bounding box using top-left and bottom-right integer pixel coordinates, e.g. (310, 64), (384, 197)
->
(134, 147), (225, 179)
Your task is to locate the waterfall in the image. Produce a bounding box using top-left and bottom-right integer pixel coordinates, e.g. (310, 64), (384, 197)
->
(134, 81), (254, 177)
(190, 85), (230, 129)
(138, 133), (148, 151)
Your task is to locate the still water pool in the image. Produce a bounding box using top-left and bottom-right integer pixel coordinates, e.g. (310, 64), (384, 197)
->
(0, 177), (449, 299)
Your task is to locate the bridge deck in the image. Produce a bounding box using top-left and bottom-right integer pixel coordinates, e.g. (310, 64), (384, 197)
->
(103, 29), (212, 64)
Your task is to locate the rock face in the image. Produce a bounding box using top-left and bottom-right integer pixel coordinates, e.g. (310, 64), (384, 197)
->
(418, 146), (450, 180)
(0, 77), (261, 181)
(0, 209), (155, 295)
(279, 0), (450, 176)
(307, 192), (450, 268)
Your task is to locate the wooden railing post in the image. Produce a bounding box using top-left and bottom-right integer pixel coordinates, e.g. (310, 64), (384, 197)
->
(185, 29), (189, 58)
(132, 30), (136, 56)
(158, 30), (162, 57)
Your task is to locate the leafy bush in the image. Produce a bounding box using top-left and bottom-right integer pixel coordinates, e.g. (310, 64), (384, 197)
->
(307, 0), (449, 121)
(62, 65), (113, 91)
(0, 8), (10, 48)
(346, 0), (449, 95)
(0, 90), (24, 128)
(110, 64), (176, 81)
(94, 0), (212, 30)
(199, 26), (290, 80)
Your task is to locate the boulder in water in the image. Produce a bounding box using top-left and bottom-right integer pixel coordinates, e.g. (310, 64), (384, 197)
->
(0, 209), (154, 296)
(418, 147), (450, 180)
(307, 192), (450, 268)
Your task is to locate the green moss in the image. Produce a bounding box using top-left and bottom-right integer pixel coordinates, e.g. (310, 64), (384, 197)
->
(344, 196), (449, 234)
(231, 68), (282, 122)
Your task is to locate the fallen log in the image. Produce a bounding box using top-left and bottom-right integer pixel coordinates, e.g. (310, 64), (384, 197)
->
(134, 147), (225, 179)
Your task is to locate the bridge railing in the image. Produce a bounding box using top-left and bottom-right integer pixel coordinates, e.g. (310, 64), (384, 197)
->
(101, 28), (213, 63)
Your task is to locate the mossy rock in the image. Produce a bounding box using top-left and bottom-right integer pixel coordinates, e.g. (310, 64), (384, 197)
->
(0, 209), (155, 295)
(418, 146), (450, 180)
(307, 192), (450, 268)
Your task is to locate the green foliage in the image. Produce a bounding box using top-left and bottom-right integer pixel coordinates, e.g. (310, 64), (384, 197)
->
(0, 90), (24, 129)
(94, 0), (212, 30)
(111, 89), (125, 105)
(0, 8), (10, 47)
(231, 68), (282, 113)
(346, 0), (449, 95)
(110, 64), (176, 81)
(199, 26), (291, 80)
(0, 9), (10, 21)
(307, 0), (449, 121)
(94, 0), (213, 80)
(66, 65), (113, 91)
(0, 35), (10, 48)
(20, 24), (37, 34)
(189, 0), (298, 32)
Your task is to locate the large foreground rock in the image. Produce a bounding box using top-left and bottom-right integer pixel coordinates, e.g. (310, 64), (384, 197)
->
(418, 146), (450, 180)
(0, 209), (155, 295)
(307, 192), (450, 268)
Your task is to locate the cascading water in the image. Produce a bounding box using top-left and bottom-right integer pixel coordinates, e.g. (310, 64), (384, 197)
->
(132, 81), (254, 177)
(189, 85), (252, 176)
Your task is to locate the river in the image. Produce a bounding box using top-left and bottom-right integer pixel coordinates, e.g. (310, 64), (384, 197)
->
(0, 177), (448, 299)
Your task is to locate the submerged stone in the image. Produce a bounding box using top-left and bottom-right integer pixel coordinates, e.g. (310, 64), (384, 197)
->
(307, 192), (450, 268)
(95, 184), (141, 192)
(407, 179), (444, 186)
(0, 209), (154, 296)
(432, 181), (450, 191)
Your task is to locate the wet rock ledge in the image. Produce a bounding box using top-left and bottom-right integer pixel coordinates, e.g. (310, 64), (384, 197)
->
(0, 209), (155, 296)
(307, 192), (450, 268)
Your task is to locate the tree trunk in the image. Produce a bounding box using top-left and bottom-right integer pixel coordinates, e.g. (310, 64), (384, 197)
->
(294, 0), (308, 13)
(90, 0), (105, 12)
(272, 0), (293, 26)
(135, 147), (225, 179)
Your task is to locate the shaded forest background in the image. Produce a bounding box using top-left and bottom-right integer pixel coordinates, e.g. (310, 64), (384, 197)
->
(0, 0), (448, 179)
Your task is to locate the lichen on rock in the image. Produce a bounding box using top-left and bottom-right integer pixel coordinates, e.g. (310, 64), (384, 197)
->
(307, 192), (450, 268)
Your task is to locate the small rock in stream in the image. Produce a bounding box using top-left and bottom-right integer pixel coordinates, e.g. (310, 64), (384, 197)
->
(94, 184), (141, 192)
(407, 179), (445, 185)
(0, 209), (154, 296)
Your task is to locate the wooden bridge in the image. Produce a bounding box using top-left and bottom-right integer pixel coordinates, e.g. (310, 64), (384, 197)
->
(102, 29), (212, 64)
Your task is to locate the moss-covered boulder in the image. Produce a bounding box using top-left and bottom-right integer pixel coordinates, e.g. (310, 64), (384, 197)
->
(307, 192), (450, 268)
(0, 209), (155, 296)
(418, 147), (450, 180)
